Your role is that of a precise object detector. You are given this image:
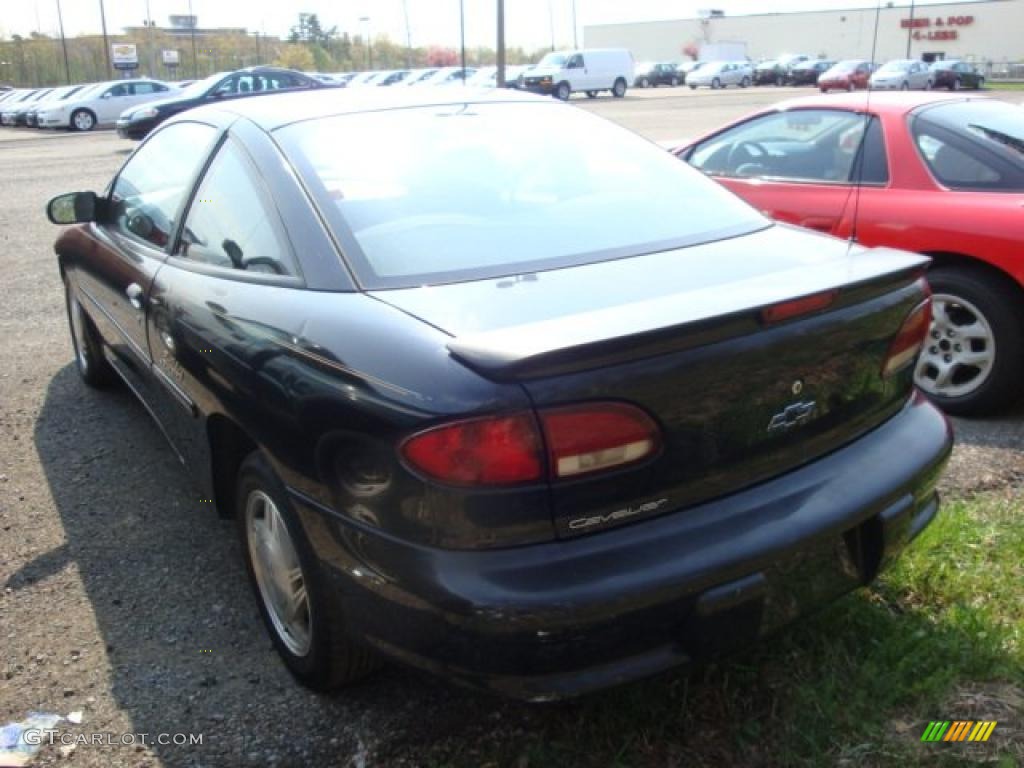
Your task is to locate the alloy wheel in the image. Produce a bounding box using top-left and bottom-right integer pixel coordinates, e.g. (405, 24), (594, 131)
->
(915, 293), (996, 399)
(246, 489), (312, 657)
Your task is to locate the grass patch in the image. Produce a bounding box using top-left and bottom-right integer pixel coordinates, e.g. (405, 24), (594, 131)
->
(987, 81), (1024, 91)
(441, 492), (1023, 767)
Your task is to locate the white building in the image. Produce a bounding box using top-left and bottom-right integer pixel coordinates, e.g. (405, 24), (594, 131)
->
(584, 0), (1023, 68)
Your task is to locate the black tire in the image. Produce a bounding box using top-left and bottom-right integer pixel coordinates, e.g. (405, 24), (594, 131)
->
(555, 81), (571, 101)
(711, 77), (722, 90)
(976, 77), (985, 90)
(740, 76), (751, 88)
(820, 86), (828, 93)
(689, 84), (697, 90)
(70, 108), (96, 132)
(64, 277), (113, 388)
(917, 267), (1024, 416)
(639, 76), (649, 88)
(900, 81), (910, 91)
(585, 90), (598, 99)
(847, 82), (855, 92)
(775, 74), (785, 86)
(236, 451), (379, 690)
(951, 77), (962, 91)
(612, 78), (627, 98)
(670, 76), (679, 87)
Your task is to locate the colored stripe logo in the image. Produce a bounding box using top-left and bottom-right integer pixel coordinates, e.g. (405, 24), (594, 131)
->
(921, 721), (997, 742)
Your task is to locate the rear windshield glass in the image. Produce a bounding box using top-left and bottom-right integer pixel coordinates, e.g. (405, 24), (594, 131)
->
(278, 101), (766, 289)
(912, 99), (1024, 191)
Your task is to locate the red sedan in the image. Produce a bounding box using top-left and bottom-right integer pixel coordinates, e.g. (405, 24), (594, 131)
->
(818, 60), (874, 92)
(676, 92), (1024, 415)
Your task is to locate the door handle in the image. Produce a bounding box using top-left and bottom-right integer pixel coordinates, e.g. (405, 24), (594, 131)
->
(125, 283), (145, 310)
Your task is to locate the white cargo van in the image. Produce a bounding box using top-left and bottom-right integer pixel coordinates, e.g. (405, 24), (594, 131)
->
(519, 48), (635, 100)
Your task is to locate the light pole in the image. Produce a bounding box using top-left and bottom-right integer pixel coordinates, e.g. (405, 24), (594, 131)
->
(145, 0), (157, 77)
(359, 16), (371, 70)
(571, 0), (578, 49)
(496, 0), (506, 87)
(459, 0), (466, 81)
(56, 0), (71, 83)
(905, 0), (916, 58)
(547, 0), (555, 52)
(188, 0), (198, 78)
(402, 0), (412, 68)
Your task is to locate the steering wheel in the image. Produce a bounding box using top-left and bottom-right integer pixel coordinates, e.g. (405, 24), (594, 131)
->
(243, 257), (285, 275)
(725, 141), (769, 174)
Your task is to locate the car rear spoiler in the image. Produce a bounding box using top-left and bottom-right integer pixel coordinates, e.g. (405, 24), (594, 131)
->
(447, 248), (930, 381)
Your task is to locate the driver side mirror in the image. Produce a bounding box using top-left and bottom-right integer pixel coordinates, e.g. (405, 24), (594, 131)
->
(46, 191), (100, 225)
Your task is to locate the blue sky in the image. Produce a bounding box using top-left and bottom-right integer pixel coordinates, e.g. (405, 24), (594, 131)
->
(2, 0), (992, 51)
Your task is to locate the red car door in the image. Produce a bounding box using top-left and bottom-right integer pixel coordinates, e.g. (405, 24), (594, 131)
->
(683, 108), (890, 239)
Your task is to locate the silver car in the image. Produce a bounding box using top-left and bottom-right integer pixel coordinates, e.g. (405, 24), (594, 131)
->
(869, 59), (932, 90)
(687, 61), (753, 90)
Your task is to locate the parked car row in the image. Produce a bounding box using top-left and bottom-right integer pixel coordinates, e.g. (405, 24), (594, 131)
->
(0, 79), (177, 130)
(315, 66), (530, 89)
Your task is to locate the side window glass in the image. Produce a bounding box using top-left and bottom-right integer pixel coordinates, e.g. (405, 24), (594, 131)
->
(132, 82), (156, 95)
(106, 84), (128, 98)
(915, 130), (1001, 187)
(688, 109), (869, 182)
(108, 122), (218, 248)
(213, 76), (237, 96)
(175, 140), (298, 278)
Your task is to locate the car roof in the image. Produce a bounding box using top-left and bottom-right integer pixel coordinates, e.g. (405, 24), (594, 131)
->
(770, 91), (993, 116)
(176, 85), (552, 132)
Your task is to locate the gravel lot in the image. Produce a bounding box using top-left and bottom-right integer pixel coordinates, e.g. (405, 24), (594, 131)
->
(1, 86), (1022, 768)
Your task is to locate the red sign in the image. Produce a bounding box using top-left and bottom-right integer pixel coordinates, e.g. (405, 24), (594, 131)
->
(900, 15), (974, 29)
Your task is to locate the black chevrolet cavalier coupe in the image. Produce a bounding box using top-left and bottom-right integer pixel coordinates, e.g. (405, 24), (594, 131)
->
(48, 87), (952, 701)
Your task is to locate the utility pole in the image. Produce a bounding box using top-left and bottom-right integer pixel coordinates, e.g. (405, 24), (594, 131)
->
(496, 0), (506, 87)
(459, 0), (466, 81)
(99, 0), (112, 76)
(56, 0), (71, 83)
(905, 0), (916, 58)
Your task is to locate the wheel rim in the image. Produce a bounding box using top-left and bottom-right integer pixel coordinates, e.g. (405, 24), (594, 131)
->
(68, 291), (90, 374)
(74, 111), (92, 130)
(915, 293), (996, 399)
(246, 490), (312, 657)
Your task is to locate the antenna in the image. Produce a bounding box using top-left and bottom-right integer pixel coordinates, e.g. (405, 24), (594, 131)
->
(847, 1), (883, 248)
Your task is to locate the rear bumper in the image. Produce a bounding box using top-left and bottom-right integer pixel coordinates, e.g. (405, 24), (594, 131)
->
(294, 392), (952, 700)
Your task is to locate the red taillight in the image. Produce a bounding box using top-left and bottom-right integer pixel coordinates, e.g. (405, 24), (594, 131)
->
(400, 413), (544, 487)
(400, 403), (661, 487)
(540, 403), (661, 479)
(760, 290), (839, 325)
(882, 297), (933, 378)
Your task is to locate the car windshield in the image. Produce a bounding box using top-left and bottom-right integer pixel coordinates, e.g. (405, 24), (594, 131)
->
(879, 60), (911, 73)
(831, 60), (861, 73)
(179, 72), (232, 98)
(538, 53), (567, 68)
(279, 101), (766, 289)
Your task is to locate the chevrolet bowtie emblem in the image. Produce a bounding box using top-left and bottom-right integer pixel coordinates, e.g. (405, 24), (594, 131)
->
(767, 400), (818, 432)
